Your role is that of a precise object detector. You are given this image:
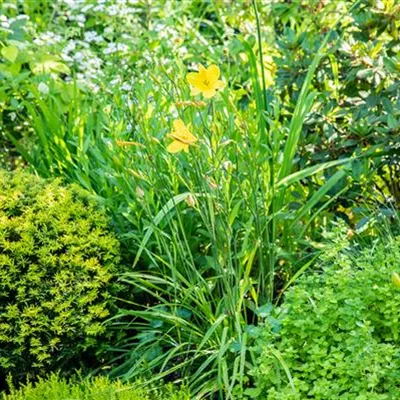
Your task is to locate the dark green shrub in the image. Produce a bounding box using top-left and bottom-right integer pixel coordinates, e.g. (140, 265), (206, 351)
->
(2, 373), (190, 400)
(250, 233), (400, 399)
(0, 169), (121, 380)
(267, 0), (400, 208)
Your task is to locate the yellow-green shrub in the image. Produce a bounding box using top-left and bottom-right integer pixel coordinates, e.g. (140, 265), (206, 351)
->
(0, 170), (121, 380)
(2, 373), (191, 400)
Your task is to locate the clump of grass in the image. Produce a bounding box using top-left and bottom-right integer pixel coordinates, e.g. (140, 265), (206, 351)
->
(108, 5), (352, 398)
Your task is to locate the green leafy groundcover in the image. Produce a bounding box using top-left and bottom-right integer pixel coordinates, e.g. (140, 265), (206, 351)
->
(1, 373), (190, 400)
(250, 233), (400, 399)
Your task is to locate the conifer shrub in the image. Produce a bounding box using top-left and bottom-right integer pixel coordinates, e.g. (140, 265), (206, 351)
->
(0, 169), (121, 381)
(2, 373), (191, 400)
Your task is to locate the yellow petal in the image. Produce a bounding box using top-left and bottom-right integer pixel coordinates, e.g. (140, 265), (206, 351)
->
(171, 129), (197, 144)
(173, 118), (187, 132)
(207, 64), (220, 81)
(191, 87), (201, 96)
(198, 64), (207, 74)
(187, 72), (200, 86)
(203, 89), (216, 98)
(167, 141), (187, 153)
(184, 131), (198, 144)
(214, 80), (225, 89)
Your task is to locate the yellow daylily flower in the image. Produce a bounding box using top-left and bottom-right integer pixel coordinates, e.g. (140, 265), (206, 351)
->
(186, 64), (225, 98)
(167, 119), (198, 153)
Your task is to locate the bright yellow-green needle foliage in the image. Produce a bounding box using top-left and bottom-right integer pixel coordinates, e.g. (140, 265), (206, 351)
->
(186, 64), (225, 98)
(167, 119), (198, 153)
(392, 272), (400, 288)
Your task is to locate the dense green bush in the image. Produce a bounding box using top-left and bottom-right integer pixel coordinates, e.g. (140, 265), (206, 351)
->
(250, 233), (400, 399)
(2, 373), (190, 400)
(267, 0), (400, 209)
(0, 170), (121, 381)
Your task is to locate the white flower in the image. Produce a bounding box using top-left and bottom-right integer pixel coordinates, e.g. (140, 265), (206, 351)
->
(81, 4), (94, 13)
(73, 51), (84, 62)
(3, 3), (17, 10)
(33, 31), (62, 46)
(61, 53), (73, 62)
(104, 26), (113, 35)
(88, 57), (102, 68)
(178, 47), (188, 56)
(68, 13), (86, 26)
(84, 31), (103, 43)
(63, 41), (76, 53)
(154, 23), (166, 32)
(103, 43), (115, 55)
(63, 0), (85, 10)
(33, 38), (44, 46)
(93, 5), (105, 12)
(87, 82), (100, 93)
(38, 82), (50, 95)
(76, 14), (86, 25)
(121, 83), (132, 91)
(103, 42), (129, 55)
(107, 5), (119, 16)
(117, 43), (129, 52)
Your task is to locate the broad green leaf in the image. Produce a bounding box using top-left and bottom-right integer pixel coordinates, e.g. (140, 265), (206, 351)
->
(1, 46), (19, 63)
(30, 57), (71, 75)
(0, 62), (21, 77)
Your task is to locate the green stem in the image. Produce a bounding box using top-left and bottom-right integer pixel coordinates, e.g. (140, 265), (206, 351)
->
(252, 0), (276, 301)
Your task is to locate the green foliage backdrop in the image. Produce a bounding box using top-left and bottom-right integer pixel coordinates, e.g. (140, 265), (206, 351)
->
(0, 0), (399, 398)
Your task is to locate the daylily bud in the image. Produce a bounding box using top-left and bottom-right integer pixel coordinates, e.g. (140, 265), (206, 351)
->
(186, 193), (196, 208)
(136, 187), (144, 199)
